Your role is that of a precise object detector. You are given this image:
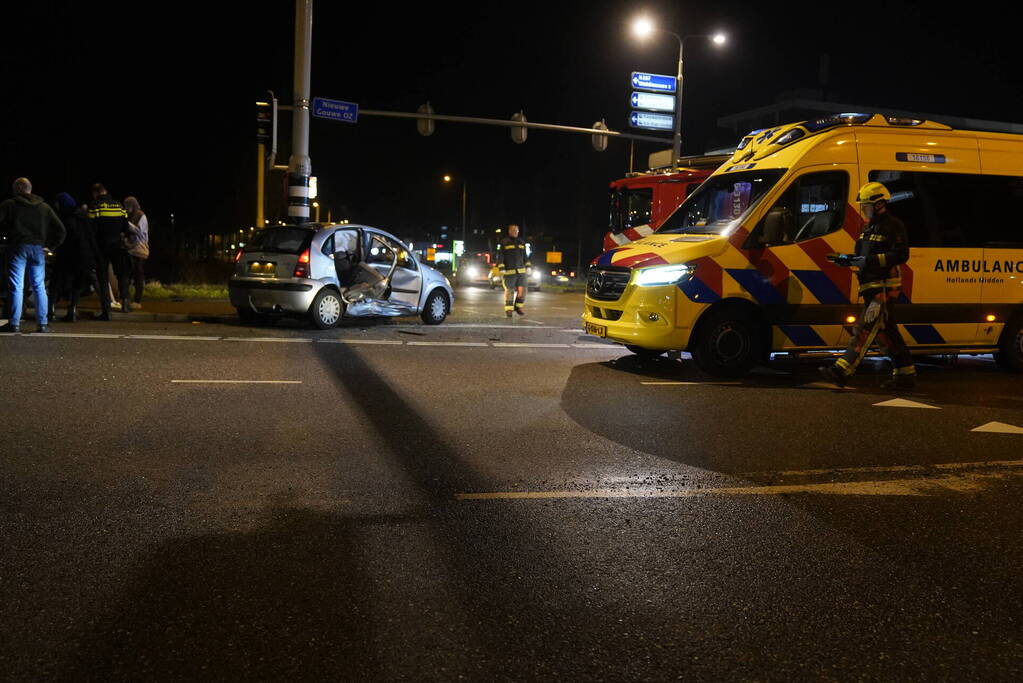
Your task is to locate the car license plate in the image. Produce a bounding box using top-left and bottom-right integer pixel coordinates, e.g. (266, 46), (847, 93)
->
(248, 261), (276, 276)
(585, 322), (607, 337)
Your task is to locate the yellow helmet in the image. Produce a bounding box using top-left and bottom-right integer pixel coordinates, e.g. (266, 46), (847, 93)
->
(856, 181), (891, 204)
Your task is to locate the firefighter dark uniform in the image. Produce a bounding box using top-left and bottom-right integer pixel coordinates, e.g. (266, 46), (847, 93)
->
(820, 182), (916, 389)
(496, 234), (531, 316)
(87, 192), (130, 317)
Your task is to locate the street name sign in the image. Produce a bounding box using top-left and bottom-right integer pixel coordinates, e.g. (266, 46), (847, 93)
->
(312, 97), (359, 123)
(630, 111), (674, 131)
(630, 91), (676, 113)
(631, 72), (677, 94)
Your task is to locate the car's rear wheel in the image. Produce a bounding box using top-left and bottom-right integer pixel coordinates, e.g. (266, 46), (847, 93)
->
(309, 288), (344, 329)
(691, 308), (761, 377)
(995, 314), (1023, 372)
(421, 289), (449, 325)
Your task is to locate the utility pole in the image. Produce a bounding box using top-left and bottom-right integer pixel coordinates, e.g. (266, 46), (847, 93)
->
(287, 0), (313, 224)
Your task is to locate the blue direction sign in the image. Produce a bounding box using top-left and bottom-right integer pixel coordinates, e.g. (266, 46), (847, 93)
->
(630, 91), (676, 113)
(630, 111), (674, 131)
(631, 71), (677, 94)
(312, 97), (359, 123)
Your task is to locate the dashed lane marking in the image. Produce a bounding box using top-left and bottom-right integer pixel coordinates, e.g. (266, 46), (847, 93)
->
(26, 332), (123, 339)
(971, 421), (1023, 434)
(126, 334), (221, 341)
(873, 398), (940, 409)
(407, 341), (489, 347)
(171, 379), (302, 384)
(492, 342), (570, 348)
(222, 337), (313, 343)
(319, 338), (403, 345)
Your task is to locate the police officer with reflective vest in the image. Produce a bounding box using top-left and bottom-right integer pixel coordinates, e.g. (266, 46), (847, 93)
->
(497, 223), (531, 317)
(819, 182), (916, 390)
(86, 183), (131, 318)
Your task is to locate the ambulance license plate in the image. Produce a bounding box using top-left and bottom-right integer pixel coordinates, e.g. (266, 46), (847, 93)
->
(585, 322), (607, 337)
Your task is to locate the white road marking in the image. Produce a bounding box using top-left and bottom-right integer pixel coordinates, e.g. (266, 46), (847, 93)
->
(641, 381), (742, 386)
(492, 342), (570, 348)
(407, 341), (489, 347)
(971, 421), (1023, 434)
(222, 337), (313, 343)
(873, 398), (940, 409)
(126, 334), (221, 341)
(319, 339), (403, 345)
(742, 458), (1023, 479)
(27, 333), (123, 339)
(572, 343), (618, 349)
(171, 380), (302, 384)
(456, 472), (1010, 500)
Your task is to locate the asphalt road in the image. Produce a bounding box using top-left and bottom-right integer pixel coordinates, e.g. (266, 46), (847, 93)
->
(2, 286), (1023, 680)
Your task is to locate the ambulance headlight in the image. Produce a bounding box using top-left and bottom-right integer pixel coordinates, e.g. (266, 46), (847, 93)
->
(633, 263), (696, 287)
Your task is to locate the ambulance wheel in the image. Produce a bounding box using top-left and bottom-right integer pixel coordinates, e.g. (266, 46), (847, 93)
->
(626, 345), (664, 359)
(309, 288), (344, 329)
(995, 315), (1023, 372)
(691, 309), (761, 377)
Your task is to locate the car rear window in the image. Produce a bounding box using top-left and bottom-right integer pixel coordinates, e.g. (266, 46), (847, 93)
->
(245, 228), (311, 254)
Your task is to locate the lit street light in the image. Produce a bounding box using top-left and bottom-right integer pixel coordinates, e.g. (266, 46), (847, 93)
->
(442, 174), (468, 244)
(312, 201), (320, 222)
(631, 16), (727, 168)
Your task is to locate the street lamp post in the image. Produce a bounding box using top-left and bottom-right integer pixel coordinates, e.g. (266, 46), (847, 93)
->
(633, 18), (726, 169)
(443, 174), (467, 244)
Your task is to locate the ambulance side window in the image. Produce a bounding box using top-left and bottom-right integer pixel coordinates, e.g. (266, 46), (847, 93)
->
(868, 171), (981, 247)
(977, 175), (1023, 247)
(754, 171), (847, 245)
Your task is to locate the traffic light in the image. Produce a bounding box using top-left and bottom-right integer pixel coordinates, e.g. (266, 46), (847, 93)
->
(256, 96), (276, 145)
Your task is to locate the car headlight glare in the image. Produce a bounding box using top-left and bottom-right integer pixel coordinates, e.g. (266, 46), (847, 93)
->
(633, 263), (696, 287)
(531, 270), (541, 280)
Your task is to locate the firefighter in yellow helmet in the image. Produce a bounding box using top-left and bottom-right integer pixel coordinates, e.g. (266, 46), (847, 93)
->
(819, 182), (916, 390)
(496, 223), (531, 317)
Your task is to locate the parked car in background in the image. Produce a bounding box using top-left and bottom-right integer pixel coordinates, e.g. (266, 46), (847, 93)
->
(229, 223), (454, 328)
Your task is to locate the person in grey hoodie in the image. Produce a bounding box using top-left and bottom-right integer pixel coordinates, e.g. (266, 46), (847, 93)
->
(0, 178), (65, 332)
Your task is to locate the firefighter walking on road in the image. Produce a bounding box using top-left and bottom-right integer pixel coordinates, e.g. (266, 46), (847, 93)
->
(819, 182), (916, 390)
(497, 223), (531, 317)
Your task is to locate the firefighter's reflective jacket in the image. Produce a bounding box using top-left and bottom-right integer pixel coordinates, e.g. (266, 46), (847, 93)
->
(87, 194), (129, 247)
(496, 236), (531, 274)
(854, 211), (909, 293)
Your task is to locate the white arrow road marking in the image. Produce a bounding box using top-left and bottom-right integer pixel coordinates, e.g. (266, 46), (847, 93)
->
(873, 398), (940, 409)
(971, 421), (1023, 434)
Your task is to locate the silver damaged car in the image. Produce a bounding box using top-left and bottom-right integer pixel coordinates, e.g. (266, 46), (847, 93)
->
(229, 223), (454, 328)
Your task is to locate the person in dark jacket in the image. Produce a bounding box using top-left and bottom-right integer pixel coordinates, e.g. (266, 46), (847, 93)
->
(496, 223), (531, 317)
(819, 182), (916, 390)
(87, 183), (131, 318)
(0, 178), (65, 333)
(51, 192), (100, 322)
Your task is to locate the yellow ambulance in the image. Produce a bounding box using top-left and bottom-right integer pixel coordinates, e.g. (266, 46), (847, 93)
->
(583, 113), (1023, 376)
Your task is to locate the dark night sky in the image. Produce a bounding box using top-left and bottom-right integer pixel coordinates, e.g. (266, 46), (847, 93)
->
(2, 0), (1021, 259)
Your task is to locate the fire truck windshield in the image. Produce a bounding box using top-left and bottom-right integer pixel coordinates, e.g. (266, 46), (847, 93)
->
(609, 187), (653, 234)
(658, 170), (785, 235)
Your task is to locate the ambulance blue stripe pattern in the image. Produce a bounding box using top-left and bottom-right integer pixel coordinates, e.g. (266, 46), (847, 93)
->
(678, 277), (721, 302)
(791, 270), (849, 305)
(904, 324), (945, 344)
(779, 325), (826, 347)
(725, 269), (788, 305)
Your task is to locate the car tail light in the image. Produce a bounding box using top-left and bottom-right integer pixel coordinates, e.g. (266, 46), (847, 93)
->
(294, 248), (311, 278)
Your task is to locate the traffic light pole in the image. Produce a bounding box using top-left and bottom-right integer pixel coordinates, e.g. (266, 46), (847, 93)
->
(287, 0), (313, 225)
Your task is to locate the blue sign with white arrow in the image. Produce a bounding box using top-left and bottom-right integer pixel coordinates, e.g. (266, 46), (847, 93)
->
(630, 91), (676, 113)
(312, 97), (359, 123)
(630, 111), (674, 131)
(631, 72), (677, 94)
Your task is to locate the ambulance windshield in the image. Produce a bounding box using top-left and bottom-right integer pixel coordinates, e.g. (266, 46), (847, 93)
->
(658, 170), (784, 235)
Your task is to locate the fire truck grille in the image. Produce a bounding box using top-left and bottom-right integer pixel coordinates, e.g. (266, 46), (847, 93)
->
(587, 266), (630, 301)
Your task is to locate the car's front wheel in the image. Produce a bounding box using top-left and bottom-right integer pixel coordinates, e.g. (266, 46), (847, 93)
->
(421, 289), (449, 325)
(309, 288), (344, 329)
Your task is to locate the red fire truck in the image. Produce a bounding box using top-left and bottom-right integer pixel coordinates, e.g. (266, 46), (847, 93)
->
(604, 154), (729, 252)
